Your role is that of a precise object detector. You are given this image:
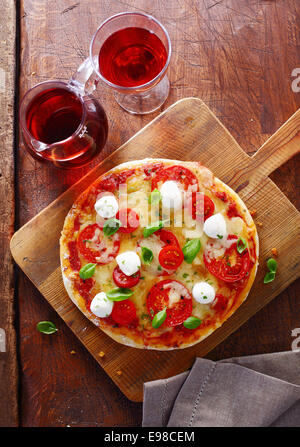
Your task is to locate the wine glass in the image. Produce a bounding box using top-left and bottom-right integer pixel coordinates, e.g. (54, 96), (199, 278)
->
(72, 12), (172, 115)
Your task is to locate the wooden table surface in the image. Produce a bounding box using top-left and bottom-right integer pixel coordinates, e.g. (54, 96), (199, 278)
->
(1, 0), (299, 427)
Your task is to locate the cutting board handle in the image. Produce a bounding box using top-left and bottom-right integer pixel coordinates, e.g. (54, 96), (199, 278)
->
(252, 108), (300, 177)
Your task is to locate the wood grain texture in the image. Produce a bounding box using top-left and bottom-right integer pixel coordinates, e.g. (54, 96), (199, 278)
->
(0, 0), (18, 427)
(17, 0), (300, 426)
(11, 98), (300, 402)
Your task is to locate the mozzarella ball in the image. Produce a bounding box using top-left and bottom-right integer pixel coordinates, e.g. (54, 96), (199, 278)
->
(116, 251), (141, 276)
(160, 181), (182, 210)
(203, 213), (227, 239)
(90, 292), (113, 318)
(192, 282), (215, 304)
(94, 195), (118, 219)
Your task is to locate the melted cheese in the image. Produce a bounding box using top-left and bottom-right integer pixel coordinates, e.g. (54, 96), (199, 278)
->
(138, 234), (164, 276)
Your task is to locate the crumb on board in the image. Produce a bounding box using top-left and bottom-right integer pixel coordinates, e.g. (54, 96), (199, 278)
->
(271, 248), (278, 257)
(70, 350), (76, 355)
(31, 71), (36, 76)
(116, 370), (122, 376)
(98, 351), (105, 358)
(257, 221), (263, 227)
(250, 209), (257, 217)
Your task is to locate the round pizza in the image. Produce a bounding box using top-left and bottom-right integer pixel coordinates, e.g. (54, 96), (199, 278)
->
(60, 159), (259, 350)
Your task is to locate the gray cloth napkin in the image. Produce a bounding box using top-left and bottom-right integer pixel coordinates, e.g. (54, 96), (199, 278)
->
(143, 350), (300, 427)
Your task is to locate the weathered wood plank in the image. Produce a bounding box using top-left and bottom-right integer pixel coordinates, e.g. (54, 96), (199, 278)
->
(0, 0), (18, 427)
(17, 0), (300, 426)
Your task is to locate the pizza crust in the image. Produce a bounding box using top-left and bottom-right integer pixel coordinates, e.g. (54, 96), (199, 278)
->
(60, 158), (259, 350)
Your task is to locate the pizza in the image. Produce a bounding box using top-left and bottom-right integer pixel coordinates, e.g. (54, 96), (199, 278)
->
(60, 159), (259, 350)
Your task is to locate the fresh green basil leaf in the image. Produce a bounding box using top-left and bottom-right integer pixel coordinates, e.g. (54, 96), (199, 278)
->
(143, 220), (166, 238)
(37, 321), (58, 335)
(182, 239), (201, 264)
(148, 189), (162, 205)
(106, 287), (134, 301)
(263, 271), (276, 284)
(141, 246), (154, 264)
(267, 258), (277, 273)
(183, 316), (202, 329)
(103, 218), (121, 236)
(152, 308), (167, 329)
(79, 263), (96, 279)
(237, 237), (247, 254)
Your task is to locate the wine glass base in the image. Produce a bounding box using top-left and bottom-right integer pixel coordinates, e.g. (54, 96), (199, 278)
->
(113, 76), (170, 115)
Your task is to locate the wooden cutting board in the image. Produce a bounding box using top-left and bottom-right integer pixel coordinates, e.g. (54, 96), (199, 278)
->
(10, 98), (300, 402)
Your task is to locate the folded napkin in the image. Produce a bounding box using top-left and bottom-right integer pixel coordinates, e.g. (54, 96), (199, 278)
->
(143, 350), (300, 427)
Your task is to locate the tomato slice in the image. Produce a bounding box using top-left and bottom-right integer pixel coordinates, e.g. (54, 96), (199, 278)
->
(113, 266), (140, 288)
(204, 235), (250, 283)
(147, 280), (193, 327)
(111, 300), (137, 325)
(151, 166), (199, 191)
(187, 192), (215, 221)
(159, 245), (184, 271)
(116, 208), (140, 233)
(155, 229), (182, 275)
(78, 223), (120, 264)
(156, 229), (180, 247)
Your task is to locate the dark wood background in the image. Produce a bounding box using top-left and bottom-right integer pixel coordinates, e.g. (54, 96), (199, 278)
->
(1, 0), (299, 426)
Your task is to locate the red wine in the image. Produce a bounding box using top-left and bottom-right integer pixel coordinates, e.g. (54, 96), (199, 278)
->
(99, 27), (167, 87)
(24, 87), (108, 168)
(26, 87), (82, 144)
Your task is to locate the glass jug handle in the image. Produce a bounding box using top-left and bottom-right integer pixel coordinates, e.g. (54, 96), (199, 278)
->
(68, 58), (99, 96)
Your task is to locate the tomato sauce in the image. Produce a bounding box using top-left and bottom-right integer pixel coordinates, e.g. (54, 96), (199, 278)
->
(67, 241), (81, 271)
(73, 215), (81, 231)
(95, 169), (136, 194)
(227, 202), (242, 218)
(143, 162), (164, 177)
(75, 277), (95, 303)
(215, 191), (228, 202)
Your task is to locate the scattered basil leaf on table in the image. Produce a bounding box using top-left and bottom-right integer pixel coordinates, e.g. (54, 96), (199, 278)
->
(183, 316), (202, 329)
(103, 218), (121, 236)
(37, 321), (58, 335)
(141, 246), (154, 264)
(79, 263), (96, 279)
(148, 189), (162, 205)
(152, 308), (167, 329)
(182, 239), (201, 264)
(263, 257), (278, 283)
(106, 288), (133, 301)
(267, 258), (277, 273)
(263, 271), (276, 284)
(236, 237), (247, 254)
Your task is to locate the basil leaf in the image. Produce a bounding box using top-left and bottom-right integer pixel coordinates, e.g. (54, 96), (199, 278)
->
(148, 189), (161, 205)
(37, 321), (58, 335)
(267, 258), (277, 273)
(143, 220), (166, 238)
(79, 263), (96, 279)
(183, 316), (202, 329)
(106, 287), (134, 301)
(152, 308), (167, 329)
(237, 237), (247, 254)
(182, 239), (201, 263)
(103, 218), (121, 236)
(141, 246), (153, 264)
(263, 271), (276, 284)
